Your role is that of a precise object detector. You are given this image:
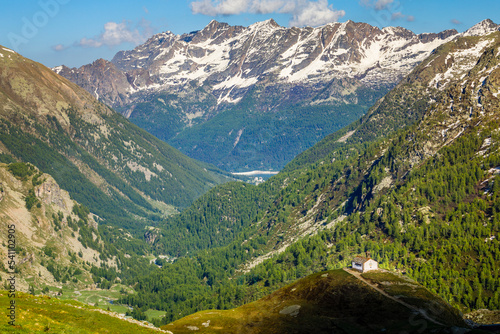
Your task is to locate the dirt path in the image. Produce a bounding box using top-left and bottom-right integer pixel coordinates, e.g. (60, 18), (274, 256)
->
(343, 268), (445, 327)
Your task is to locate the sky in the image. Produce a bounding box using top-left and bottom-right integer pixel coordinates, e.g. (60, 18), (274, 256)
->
(1, 0), (500, 68)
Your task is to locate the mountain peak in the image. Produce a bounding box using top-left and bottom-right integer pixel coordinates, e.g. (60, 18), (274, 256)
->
(463, 19), (499, 36)
(207, 19), (220, 26)
(249, 18), (281, 30)
(198, 19), (231, 37)
(266, 18), (280, 28)
(205, 19), (227, 30)
(92, 58), (111, 66)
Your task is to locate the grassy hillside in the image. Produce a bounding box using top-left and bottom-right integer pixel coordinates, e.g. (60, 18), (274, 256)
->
(0, 46), (234, 316)
(163, 269), (466, 334)
(0, 160), (160, 311)
(0, 291), (162, 333)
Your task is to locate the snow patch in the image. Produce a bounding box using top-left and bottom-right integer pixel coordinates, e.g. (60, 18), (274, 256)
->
(53, 65), (63, 74)
(233, 129), (244, 148)
(429, 39), (494, 90)
(217, 89), (243, 105)
(213, 75), (258, 90)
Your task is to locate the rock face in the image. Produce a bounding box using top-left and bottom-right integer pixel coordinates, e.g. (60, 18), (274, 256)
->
(54, 59), (133, 107)
(0, 163), (102, 290)
(54, 19), (500, 171)
(35, 176), (72, 212)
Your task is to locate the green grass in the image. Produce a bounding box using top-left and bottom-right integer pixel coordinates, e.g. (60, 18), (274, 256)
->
(144, 309), (167, 321)
(56, 284), (134, 314)
(361, 271), (410, 284)
(361, 271), (465, 327)
(0, 291), (160, 333)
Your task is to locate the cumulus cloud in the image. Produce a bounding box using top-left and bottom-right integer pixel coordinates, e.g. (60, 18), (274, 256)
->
(191, 0), (249, 15)
(290, 0), (345, 27)
(75, 19), (154, 48)
(250, 0), (287, 14)
(373, 0), (393, 10)
(451, 19), (462, 25)
(190, 0), (345, 27)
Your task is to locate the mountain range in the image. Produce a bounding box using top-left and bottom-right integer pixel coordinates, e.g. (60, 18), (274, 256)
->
(54, 19), (500, 171)
(1, 18), (500, 333)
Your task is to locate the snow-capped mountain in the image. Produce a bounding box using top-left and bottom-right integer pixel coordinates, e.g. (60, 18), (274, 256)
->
(55, 19), (464, 107)
(54, 19), (500, 172)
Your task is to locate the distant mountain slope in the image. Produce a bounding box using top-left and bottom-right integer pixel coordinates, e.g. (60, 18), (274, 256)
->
(54, 19), (500, 171)
(154, 28), (500, 255)
(163, 269), (466, 334)
(286, 23), (500, 172)
(0, 45), (231, 231)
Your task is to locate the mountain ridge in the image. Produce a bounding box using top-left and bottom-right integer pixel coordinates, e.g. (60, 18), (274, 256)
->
(53, 19), (499, 171)
(0, 45), (231, 228)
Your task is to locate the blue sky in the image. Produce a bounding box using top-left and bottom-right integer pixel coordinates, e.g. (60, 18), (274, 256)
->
(2, 0), (500, 68)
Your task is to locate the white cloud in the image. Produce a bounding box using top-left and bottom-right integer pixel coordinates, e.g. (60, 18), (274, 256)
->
(374, 0), (393, 10)
(250, 0), (287, 14)
(52, 44), (67, 51)
(391, 11), (404, 21)
(191, 0), (250, 15)
(360, 0), (394, 11)
(290, 0), (345, 27)
(190, 0), (345, 27)
(76, 20), (154, 48)
(390, 11), (415, 22)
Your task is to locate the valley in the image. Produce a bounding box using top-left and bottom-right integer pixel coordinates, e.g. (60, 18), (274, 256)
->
(0, 7), (500, 334)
